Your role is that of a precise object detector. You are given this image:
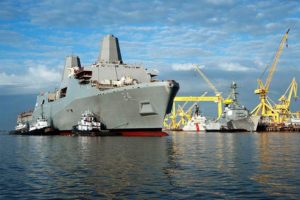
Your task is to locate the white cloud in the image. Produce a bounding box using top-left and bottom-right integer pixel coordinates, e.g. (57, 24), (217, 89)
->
(265, 23), (280, 31)
(120, 26), (159, 32)
(205, 0), (233, 6)
(254, 59), (266, 70)
(0, 65), (61, 93)
(172, 63), (205, 71)
(218, 62), (253, 72)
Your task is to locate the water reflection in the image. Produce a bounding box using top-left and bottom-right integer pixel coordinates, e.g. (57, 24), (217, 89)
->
(1, 133), (300, 199)
(253, 132), (300, 198)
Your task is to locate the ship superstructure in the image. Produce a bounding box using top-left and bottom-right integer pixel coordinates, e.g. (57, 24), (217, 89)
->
(25, 35), (179, 136)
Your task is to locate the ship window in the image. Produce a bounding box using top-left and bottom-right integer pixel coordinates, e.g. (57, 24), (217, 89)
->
(60, 87), (67, 98)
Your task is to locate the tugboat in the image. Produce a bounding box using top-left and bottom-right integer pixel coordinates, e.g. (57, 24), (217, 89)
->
(9, 122), (28, 135)
(206, 82), (259, 132)
(72, 110), (119, 136)
(28, 118), (50, 134)
(74, 110), (101, 131)
(10, 111), (32, 135)
(15, 122), (28, 133)
(182, 105), (206, 132)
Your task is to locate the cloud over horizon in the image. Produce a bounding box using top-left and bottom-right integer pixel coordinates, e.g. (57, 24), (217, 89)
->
(0, 65), (61, 94)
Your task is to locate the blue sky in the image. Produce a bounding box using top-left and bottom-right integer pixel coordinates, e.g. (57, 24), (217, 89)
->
(1, 0), (300, 129)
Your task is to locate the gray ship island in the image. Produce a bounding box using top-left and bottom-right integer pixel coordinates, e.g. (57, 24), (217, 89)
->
(13, 35), (179, 136)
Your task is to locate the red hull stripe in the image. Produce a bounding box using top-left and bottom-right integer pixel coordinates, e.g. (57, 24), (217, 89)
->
(57, 130), (168, 137)
(59, 131), (72, 136)
(196, 123), (200, 132)
(121, 131), (168, 137)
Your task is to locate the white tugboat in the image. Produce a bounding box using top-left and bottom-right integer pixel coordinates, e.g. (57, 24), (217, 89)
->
(72, 110), (101, 135)
(10, 111), (32, 135)
(182, 105), (206, 132)
(14, 122), (28, 133)
(29, 118), (49, 132)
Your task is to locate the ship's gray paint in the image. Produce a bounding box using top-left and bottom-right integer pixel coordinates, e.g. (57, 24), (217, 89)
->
(98, 35), (122, 64)
(29, 35), (179, 131)
(90, 64), (151, 83)
(61, 56), (82, 87)
(206, 82), (259, 132)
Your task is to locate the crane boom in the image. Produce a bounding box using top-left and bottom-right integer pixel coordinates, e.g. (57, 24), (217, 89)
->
(194, 65), (220, 96)
(252, 29), (291, 123)
(264, 29), (290, 91)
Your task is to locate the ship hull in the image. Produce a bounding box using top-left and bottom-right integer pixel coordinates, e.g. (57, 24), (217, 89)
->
(32, 81), (179, 133)
(206, 116), (259, 132)
(9, 127), (58, 136)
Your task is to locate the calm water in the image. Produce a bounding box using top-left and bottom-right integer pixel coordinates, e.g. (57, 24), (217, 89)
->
(1, 132), (300, 199)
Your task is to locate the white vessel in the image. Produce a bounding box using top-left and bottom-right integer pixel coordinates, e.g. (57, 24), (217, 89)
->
(15, 122), (28, 132)
(75, 110), (101, 131)
(29, 118), (49, 132)
(182, 114), (206, 132)
(182, 105), (206, 132)
(291, 117), (300, 125)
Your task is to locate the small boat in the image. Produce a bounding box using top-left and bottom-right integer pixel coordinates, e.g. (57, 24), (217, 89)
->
(182, 114), (206, 132)
(72, 110), (104, 136)
(15, 122), (28, 132)
(182, 105), (206, 132)
(291, 117), (300, 125)
(72, 111), (121, 136)
(28, 118), (49, 134)
(9, 122), (29, 134)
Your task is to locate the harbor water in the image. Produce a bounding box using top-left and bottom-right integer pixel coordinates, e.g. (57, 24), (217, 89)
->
(1, 132), (300, 199)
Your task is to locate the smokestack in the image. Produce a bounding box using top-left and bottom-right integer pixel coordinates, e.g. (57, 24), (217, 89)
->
(98, 35), (123, 64)
(62, 56), (81, 82)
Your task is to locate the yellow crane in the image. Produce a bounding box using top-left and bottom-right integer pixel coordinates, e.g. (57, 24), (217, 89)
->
(163, 96), (223, 130)
(163, 93), (207, 130)
(163, 66), (231, 130)
(274, 78), (298, 123)
(251, 29), (290, 123)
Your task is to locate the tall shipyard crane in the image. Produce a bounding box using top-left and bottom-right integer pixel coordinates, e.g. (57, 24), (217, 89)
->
(274, 78), (298, 123)
(251, 29), (290, 123)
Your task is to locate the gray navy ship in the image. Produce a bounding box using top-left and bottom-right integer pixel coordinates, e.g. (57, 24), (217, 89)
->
(15, 35), (179, 136)
(206, 82), (259, 132)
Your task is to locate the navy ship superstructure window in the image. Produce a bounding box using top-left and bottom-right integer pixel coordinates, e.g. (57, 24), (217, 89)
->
(60, 87), (67, 98)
